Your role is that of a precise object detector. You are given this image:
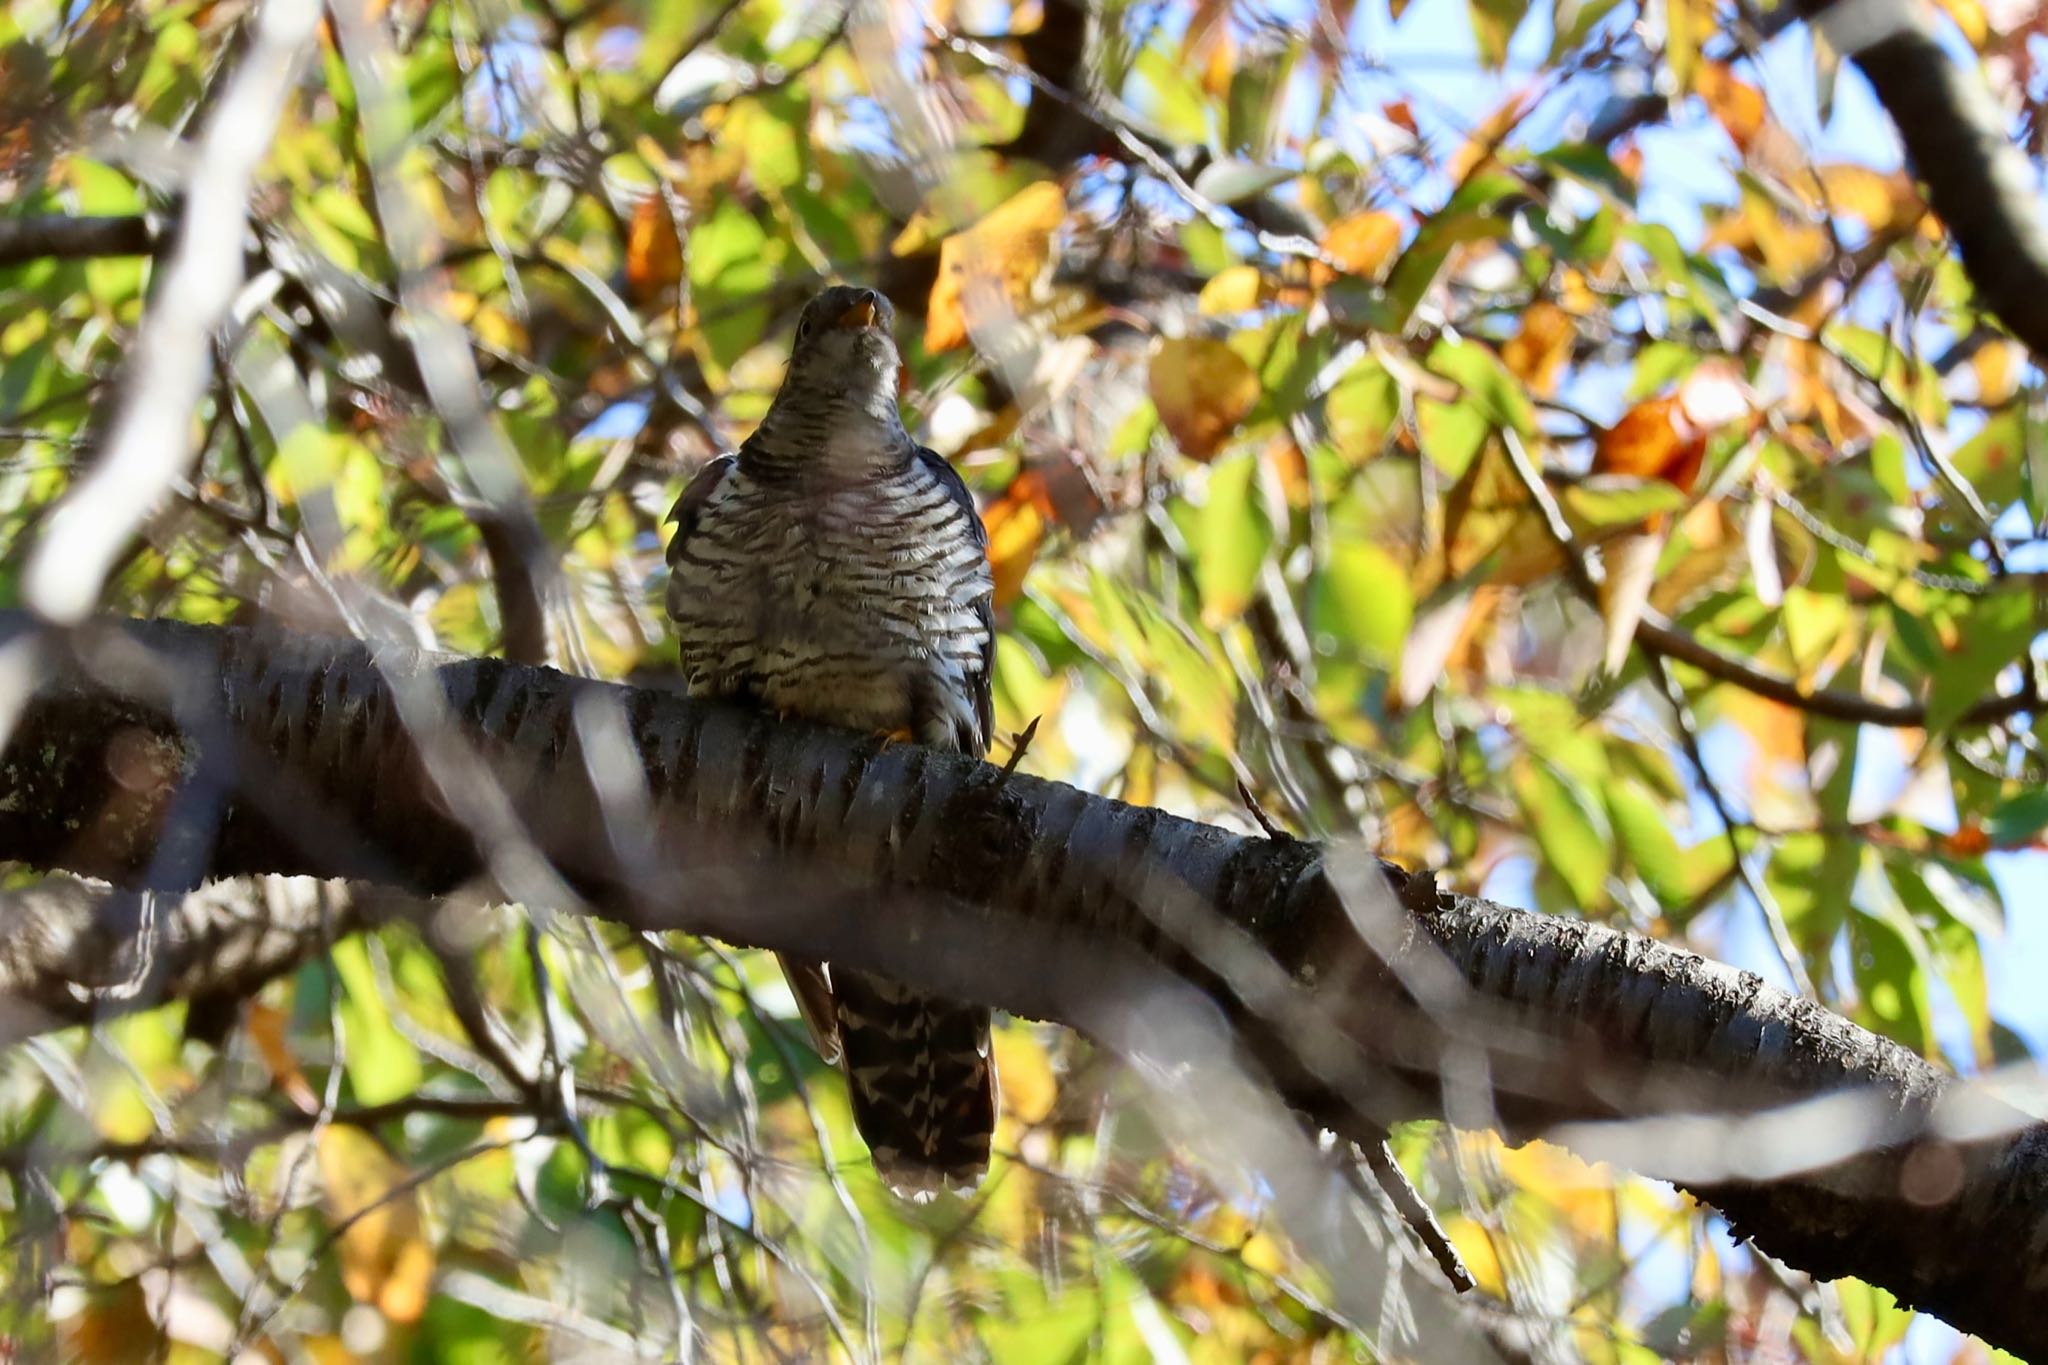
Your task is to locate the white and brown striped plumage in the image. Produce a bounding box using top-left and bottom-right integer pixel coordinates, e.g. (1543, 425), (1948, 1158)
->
(664, 286), (997, 1198)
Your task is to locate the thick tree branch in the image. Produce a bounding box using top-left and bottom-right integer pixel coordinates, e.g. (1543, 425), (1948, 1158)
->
(1800, 0), (2048, 358)
(0, 614), (2041, 1349)
(0, 215), (162, 267)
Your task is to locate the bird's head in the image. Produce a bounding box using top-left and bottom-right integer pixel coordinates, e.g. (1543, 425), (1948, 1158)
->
(776, 285), (905, 429)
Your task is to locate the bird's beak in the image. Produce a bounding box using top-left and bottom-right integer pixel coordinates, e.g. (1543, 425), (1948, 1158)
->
(836, 295), (880, 330)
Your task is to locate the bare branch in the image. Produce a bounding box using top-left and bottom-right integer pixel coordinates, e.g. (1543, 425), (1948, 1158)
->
(0, 215), (161, 267)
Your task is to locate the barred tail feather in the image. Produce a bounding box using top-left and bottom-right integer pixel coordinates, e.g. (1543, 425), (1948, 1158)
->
(831, 969), (995, 1201)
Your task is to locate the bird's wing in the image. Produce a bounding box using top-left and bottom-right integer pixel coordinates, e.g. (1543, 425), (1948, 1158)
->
(916, 444), (996, 755)
(664, 453), (738, 572)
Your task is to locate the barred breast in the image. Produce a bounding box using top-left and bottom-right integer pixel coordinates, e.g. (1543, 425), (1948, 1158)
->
(665, 450), (993, 754)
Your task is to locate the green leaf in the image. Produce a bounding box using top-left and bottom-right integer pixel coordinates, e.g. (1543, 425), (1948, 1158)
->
(1764, 832), (1848, 952)
(1551, 0), (1628, 61)
(1470, 0), (1533, 67)
(1948, 407), (2027, 511)
(1415, 398), (1489, 479)
(1512, 755), (1611, 908)
(1987, 788), (2048, 846)
(330, 937), (423, 1105)
(1925, 589), (2038, 732)
(1314, 541), (1414, 664)
(1562, 475), (1687, 527)
(1426, 336), (1535, 438)
(1606, 780), (1686, 907)
(1194, 451), (1273, 628)
(1779, 586), (1848, 675)
(1191, 158), (1296, 206)
(1323, 359), (1400, 462)
(687, 199), (778, 368)
(1850, 854), (1937, 1054)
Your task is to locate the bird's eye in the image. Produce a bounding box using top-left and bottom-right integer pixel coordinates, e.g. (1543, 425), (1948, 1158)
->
(796, 315), (814, 342)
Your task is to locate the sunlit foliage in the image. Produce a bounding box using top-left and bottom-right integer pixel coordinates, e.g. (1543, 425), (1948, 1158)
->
(0, 0), (2043, 1358)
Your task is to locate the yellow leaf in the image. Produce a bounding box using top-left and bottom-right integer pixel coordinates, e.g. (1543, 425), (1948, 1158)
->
(1312, 211), (1402, 286)
(926, 182), (1066, 354)
(1501, 301), (1574, 397)
(1239, 1232), (1286, 1277)
(1440, 1215), (1506, 1297)
(318, 1126), (436, 1324)
(1148, 336), (1260, 460)
(1932, 0), (1988, 43)
(992, 1026), (1057, 1126)
(1199, 264), (1268, 314)
(1973, 339), (2018, 406)
(1812, 163), (1922, 230)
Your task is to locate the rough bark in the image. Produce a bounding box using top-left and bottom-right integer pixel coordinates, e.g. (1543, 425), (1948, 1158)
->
(0, 613), (2042, 1352)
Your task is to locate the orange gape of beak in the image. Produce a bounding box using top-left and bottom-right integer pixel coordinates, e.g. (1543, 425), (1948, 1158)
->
(837, 295), (879, 329)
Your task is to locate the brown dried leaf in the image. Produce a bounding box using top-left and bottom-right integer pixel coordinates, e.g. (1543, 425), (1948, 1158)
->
(1149, 337), (1261, 460)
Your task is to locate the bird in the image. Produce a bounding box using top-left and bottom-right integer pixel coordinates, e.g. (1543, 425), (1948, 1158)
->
(663, 284), (998, 1199)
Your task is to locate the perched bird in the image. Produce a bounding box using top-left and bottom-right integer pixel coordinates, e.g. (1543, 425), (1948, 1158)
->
(664, 285), (998, 1198)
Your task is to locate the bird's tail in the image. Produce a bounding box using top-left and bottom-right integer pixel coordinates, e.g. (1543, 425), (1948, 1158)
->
(831, 969), (996, 1201)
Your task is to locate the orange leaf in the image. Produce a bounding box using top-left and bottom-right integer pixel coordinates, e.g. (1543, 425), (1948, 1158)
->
(246, 1000), (318, 1112)
(624, 193), (683, 302)
(1149, 337), (1261, 460)
(1697, 62), (1766, 153)
(1596, 396), (1698, 486)
(1943, 822), (1992, 857)
(1312, 211), (1402, 286)
(318, 1126), (436, 1325)
(983, 470), (1054, 607)
(926, 182), (1066, 354)
(1597, 365), (1750, 493)
(1263, 435), (1311, 509)
(1501, 301), (1574, 397)
(1383, 100), (1419, 138)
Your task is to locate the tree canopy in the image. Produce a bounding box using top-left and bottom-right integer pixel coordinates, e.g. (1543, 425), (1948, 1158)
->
(1, 0), (2046, 1360)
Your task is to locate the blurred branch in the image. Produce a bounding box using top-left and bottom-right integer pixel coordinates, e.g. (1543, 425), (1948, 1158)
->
(19, 0), (320, 625)
(0, 214), (162, 267)
(0, 614), (2043, 1351)
(1633, 611), (2040, 728)
(1798, 0), (2048, 359)
(0, 871), (370, 1045)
